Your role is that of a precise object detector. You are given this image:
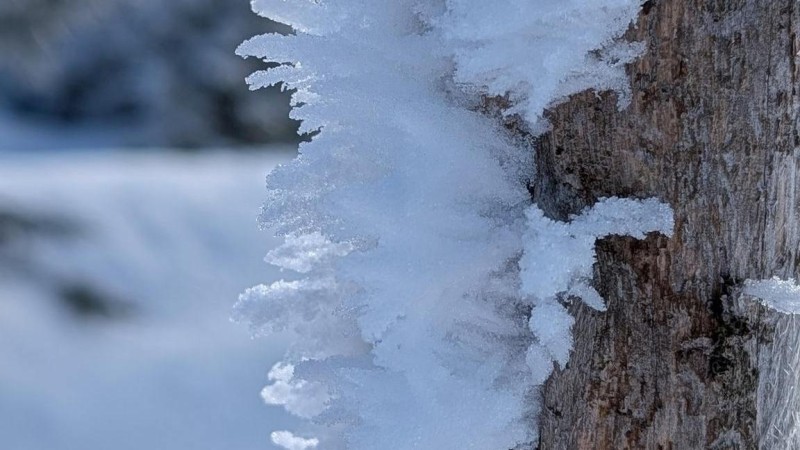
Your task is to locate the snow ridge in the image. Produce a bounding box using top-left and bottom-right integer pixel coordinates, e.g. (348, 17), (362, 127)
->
(235, 1), (664, 448)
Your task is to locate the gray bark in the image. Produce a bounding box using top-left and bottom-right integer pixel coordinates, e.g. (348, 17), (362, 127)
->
(528, 1), (800, 448)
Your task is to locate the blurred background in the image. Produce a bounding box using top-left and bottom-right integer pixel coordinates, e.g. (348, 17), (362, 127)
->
(0, 1), (299, 449)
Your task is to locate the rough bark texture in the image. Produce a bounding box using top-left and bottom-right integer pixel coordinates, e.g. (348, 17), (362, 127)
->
(532, 1), (800, 448)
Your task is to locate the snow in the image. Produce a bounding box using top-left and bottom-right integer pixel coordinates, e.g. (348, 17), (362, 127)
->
(237, 2), (535, 445)
(261, 363), (330, 419)
(271, 431), (319, 450)
(520, 197), (673, 383)
(0, 150), (298, 450)
(437, 0), (644, 124)
(521, 197), (674, 303)
(236, 1), (669, 449)
(265, 232), (355, 275)
(744, 277), (800, 314)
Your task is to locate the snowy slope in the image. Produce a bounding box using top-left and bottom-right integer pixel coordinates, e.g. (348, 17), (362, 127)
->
(0, 150), (296, 450)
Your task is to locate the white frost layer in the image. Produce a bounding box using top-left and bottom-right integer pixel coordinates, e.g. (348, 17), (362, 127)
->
(521, 197), (675, 303)
(271, 431), (319, 450)
(261, 363), (330, 419)
(521, 197), (673, 384)
(744, 277), (800, 314)
(237, 1), (648, 449)
(438, 0), (644, 124)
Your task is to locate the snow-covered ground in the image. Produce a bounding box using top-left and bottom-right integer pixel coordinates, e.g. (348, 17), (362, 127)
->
(0, 149), (296, 450)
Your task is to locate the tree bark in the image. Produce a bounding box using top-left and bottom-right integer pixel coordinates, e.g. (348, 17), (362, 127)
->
(531, 1), (800, 448)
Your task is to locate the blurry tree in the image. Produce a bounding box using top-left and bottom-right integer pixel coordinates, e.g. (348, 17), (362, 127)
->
(0, 0), (298, 148)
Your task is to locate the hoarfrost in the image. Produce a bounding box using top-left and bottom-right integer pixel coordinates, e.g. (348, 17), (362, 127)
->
(271, 431), (319, 450)
(744, 277), (800, 314)
(265, 233), (354, 275)
(235, 1), (668, 448)
(437, 0), (644, 124)
(261, 363), (330, 419)
(520, 197), (674, 379)
(520, 197), (674, 303)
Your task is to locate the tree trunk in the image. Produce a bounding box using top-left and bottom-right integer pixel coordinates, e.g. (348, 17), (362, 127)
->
(531, 1), (800, 448)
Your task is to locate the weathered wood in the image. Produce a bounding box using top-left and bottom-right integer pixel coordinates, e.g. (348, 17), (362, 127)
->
(531, 1), (800, 448)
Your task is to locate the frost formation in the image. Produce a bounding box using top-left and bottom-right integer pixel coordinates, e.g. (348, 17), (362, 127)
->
(271, 431), (319, 450)
(744, 277), (800, 314)
(235, 1), (670, 448)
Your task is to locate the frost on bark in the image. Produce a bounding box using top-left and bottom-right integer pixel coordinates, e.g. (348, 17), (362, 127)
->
(530, 0), (800, 448)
